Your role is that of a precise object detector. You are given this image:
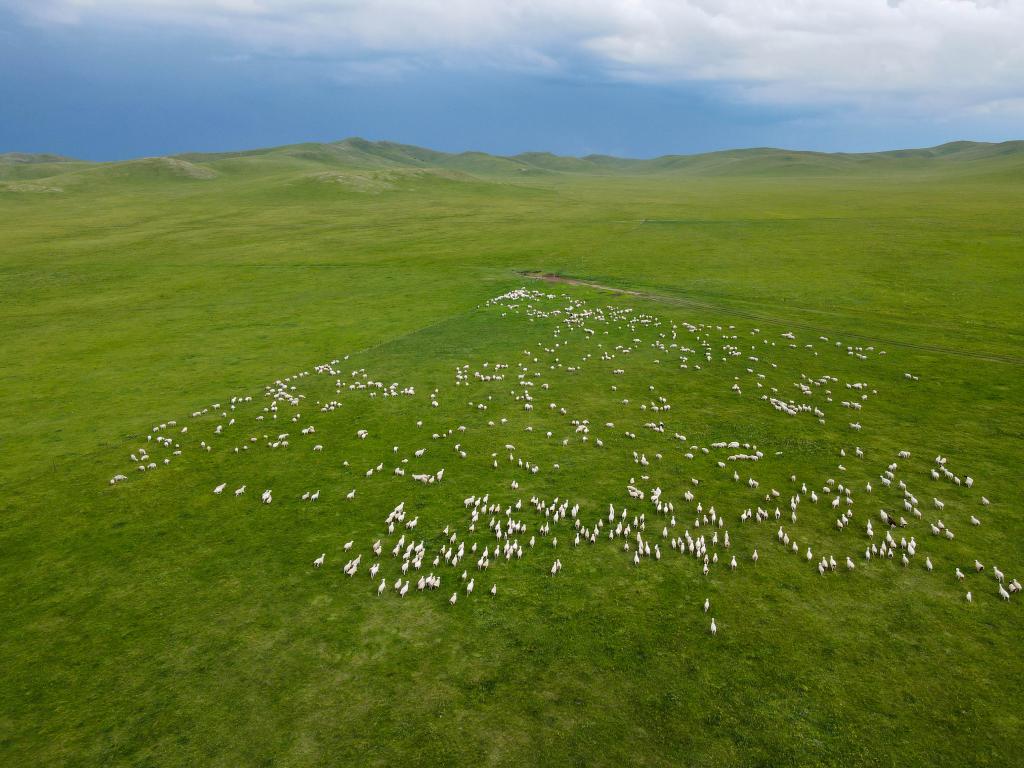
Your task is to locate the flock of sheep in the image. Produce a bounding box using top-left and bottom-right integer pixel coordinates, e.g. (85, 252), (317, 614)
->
(111, 288), (1017, 635)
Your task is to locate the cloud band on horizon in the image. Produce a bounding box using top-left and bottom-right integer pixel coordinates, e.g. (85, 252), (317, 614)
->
(4, 0), (1023, 119)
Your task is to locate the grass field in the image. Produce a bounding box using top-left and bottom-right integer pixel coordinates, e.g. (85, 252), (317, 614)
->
(1, 140), (1023, 767)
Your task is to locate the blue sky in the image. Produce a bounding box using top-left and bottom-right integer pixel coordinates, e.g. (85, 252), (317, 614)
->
(2, 1), (1022, 160)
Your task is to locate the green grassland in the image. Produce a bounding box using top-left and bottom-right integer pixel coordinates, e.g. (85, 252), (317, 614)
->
(1, 140), (1023, 767)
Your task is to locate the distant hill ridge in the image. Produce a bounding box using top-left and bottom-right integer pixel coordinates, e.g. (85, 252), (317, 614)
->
(2, 139), (1022, 190)
(173, 137), (1024, 176)
(0, 152), (77, 164)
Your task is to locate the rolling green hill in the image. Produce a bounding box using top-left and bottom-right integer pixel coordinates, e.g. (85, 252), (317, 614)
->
(0, 151), (78, 165)
(1, 136), (1022, 767)
(7, 138), (1023, 191)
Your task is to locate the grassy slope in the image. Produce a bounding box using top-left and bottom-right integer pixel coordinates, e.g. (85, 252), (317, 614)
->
(1, 142), (1022, 766)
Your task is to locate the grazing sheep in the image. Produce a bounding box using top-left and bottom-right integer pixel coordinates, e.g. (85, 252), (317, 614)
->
(121, 289), (1014, 630)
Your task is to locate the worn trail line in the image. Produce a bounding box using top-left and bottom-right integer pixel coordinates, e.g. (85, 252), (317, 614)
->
(520, 271), (1024, 366)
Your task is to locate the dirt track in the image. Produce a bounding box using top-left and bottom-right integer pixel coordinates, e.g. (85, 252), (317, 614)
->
(519, 271), (1024, 366)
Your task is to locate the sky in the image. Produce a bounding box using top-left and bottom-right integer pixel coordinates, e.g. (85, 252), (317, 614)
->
(1, 0), (1022, 160)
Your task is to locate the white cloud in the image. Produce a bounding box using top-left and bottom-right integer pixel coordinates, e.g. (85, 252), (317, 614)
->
(968, 95), (1024, 116)
(5, 0), (1023, 113)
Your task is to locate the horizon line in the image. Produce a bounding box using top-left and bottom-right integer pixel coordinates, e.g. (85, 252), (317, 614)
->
(4, 136), (1024, 165)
